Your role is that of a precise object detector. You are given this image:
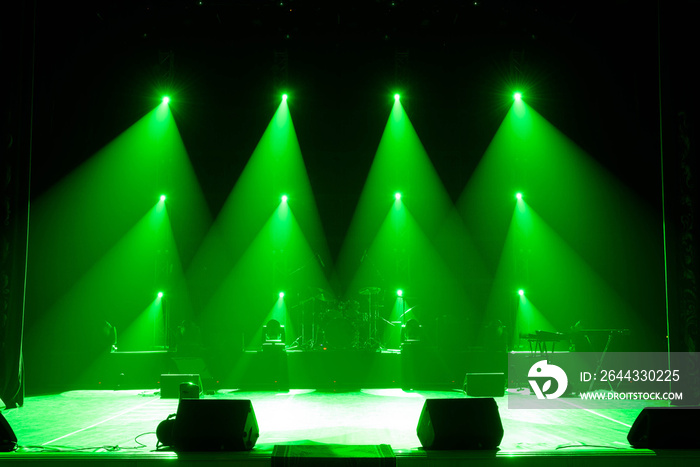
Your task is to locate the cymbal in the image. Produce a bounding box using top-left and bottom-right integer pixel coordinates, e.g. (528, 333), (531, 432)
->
(358, 286), (381, 295)
(308, 287), (332, 301)
(316, 292), (333, 302)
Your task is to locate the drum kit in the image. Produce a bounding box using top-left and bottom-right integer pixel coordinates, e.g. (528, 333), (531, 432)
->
(292, 286), (386, 350)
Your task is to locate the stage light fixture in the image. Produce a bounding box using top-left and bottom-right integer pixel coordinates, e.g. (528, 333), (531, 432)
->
(281, 195), (288, 203)
(395, 192), (402, 201)
(264, 319), (284, 342)
(516, 192), (522, 200)
(158, 292), (164, 298)
(263, 319), (286, 352)
(402, 318), (421, 342)
(282, 94), (288, 101)
(513, 92), (522, 101)
(394, 93), (400, 101)
(162, 96), (171, 105)
(160, 194), (167, 202)
(397, 289), (403, 297)
(279, 291), (285, 299)
(518, 289), (525, 297)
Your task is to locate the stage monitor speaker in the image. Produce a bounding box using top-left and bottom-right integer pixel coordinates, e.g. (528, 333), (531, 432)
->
(170, 399), (259, 451)
(416, 398), (503, 450)
(0, 412), (18, 452)
(463, 373), (504, 397)
(160, 374), (202, 399)
(628, 407), (700, 449)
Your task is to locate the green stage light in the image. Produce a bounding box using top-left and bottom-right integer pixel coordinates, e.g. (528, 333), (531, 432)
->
(513, 92), (522, 101)
(162, 96), (170, 105)
(518, 289), (525, 297)
(157, 291), (164, 298)
(279, 291), (285, 299)
(516, 192), (522, 200)
(160, 194), (166, 202)
(281, 194), (288, 203)
(397, 289), (403, 297)
(282, 94), (288, 101)
(394, 94), (400, 101)
(394, 192), (402, 201)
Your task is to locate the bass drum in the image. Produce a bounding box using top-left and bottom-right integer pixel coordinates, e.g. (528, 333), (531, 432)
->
(322, 317), (358, 350)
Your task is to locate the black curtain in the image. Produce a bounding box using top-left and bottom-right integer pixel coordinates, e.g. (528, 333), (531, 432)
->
(660, 1), (700, 404)
(0, 0), (34, 409)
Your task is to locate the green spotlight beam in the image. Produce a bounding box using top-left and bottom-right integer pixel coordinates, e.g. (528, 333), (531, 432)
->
(27, 98), (206, 380)
(200, 203), (330, 352)
(28, 102), (208, 330)
(516, 295), (558, 341)
(347, 202), (472, 337)
(457, 97), (663, 350)
(119, 296), (166, 351)
(337, 97), (454, 295)
(28, 204), (167, 356)
(187, 97), (332, 313)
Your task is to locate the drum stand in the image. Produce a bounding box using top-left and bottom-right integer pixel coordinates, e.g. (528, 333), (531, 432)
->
(359, 287), (382, 350)
(293, 295), (320, 350)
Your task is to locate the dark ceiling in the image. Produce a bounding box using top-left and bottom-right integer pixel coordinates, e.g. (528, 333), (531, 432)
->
(17, 0), (697, 256)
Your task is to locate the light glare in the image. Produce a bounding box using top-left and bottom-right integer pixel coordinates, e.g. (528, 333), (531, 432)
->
(513, 92), (522, 101)
(397, 289), (403, 297)
(394, 192), (401, 201)
(279, 292), (285, 299)
(162, 96), (170, 105)
(518, 289), (525, 297)
(516, 192), (522, 200)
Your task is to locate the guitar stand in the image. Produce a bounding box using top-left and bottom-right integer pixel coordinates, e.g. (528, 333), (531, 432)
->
(588, 331), (616, 392)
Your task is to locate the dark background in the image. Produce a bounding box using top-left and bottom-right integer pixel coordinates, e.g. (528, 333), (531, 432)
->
(3, 1), (699, 400)
(29, 0), (668, 252)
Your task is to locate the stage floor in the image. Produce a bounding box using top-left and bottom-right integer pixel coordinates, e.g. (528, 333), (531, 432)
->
(1, 388), (697, 466)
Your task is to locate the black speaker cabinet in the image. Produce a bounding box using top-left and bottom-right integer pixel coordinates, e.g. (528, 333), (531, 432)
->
(172, 399), (259, 451)
(0, 412), (18, 452)
(160, 374), (203, 399)
(416, 398), (503, 450)
(463, 373), (505, 397)
(628, 407), (700, 449)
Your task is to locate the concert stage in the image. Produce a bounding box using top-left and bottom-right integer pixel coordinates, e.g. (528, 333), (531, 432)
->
(35, 346), (511, 394)
(2, 387), (698, 467)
